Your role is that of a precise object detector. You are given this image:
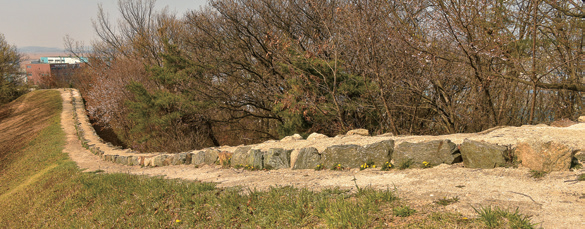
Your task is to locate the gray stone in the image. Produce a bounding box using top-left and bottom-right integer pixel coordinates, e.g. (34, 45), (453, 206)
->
(516, 140), (576, 172)
(204, 149), (220, 165)
(128, 156), (139, 166)
(115, 155), (128, 165)
(170, 152), (190, 165)
(460, 140), (509, 169)
(292, 147), (321, 170)
(247, 149), (264, 169)
(321, 145), (362, 168)
(359, 140), (394, 167)
(191, 151), (205, 166)
(104, 154), (117, 163)
(394, 140), (460, 168)
(264, 148), (292, 169)
(231, 146), (252, 166)
(152, 155), (167, 167)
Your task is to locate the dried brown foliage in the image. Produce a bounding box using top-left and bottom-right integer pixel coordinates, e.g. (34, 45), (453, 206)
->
(67, 0), (583, 152)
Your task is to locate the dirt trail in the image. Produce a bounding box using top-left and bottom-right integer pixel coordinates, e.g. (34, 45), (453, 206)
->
(58, 89), (585, 229)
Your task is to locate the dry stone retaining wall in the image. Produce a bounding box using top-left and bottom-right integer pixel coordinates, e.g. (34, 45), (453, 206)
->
(68, 89), (585, 172)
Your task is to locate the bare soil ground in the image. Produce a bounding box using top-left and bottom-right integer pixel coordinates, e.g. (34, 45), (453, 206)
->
(57, 89), (585, 229)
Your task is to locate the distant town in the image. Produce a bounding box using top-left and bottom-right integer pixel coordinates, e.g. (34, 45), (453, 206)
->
(24, 56), (88, 86)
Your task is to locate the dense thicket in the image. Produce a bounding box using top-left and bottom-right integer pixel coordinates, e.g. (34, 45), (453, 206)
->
(0, 34), (26, 105)
(69, 0), (584, 152)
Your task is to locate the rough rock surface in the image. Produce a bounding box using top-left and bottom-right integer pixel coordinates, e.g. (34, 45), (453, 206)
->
(281, 134), (303, 142)
(550, 119), (578, 127)
(394, 140), (460, 168)
(231, 146), (252, 166)
(321, 144), (362, 168)
(358, 140), (394, 167)
(306, 133), (328, 141)
(204, 149), (220, 165)
(264, 148), (292, 169)
(292, 147), (321, 169)
(460, 139), (510, 169)
(516, 140), (576, 172)
(578, 116), (585, 123)
(248, 149), (264, 169)
(346, 128), (369, 136)
(191, 151), (205, 165)
(170, 152), (190, 165)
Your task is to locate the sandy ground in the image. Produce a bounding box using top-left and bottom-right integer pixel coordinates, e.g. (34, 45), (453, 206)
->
(59, 89), (585, 229)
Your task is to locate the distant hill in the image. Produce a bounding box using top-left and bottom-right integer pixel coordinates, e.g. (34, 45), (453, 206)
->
(18, 46), (64, 53)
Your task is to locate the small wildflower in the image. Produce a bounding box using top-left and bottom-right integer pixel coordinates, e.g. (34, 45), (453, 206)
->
(176, 219), (182, 223)
(372, 165), (376, 168)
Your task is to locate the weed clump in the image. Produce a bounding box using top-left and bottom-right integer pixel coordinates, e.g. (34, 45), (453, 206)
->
(399, 159), (414, 170)
(359, 161), (375, 171)
(331, 163), (344, 171)
(314, 163), (325, 171)
(473, 206), (535, 229)
(380, 161), (394, 171)
(393, 205), (416, 217)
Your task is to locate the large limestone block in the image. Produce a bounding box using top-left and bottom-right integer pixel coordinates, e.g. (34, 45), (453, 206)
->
(264, 148), (292, 169)
(460, 140), (509, 169)
(128, 156), (139, 166)
(516, 140), (576, 172)
(115, 155), (128, 165)
(359, 140), (394, 167)
(204, 149), (220, 165)
(231, 146), (252, 166)
(321, 145), (362, 168)
(152, 155), (167, 167)
(247, 149), (264, 169)
(346, 129), (369, 136)
(191, 151), (205, 165)
(307, 133), (328, 141)
(394, 140), (460, 168)
(170, 152), (191, 165)
(292, 147), (321, 170)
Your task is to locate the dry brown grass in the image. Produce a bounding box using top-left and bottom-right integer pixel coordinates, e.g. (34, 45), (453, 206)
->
(0, 90), (61, 169)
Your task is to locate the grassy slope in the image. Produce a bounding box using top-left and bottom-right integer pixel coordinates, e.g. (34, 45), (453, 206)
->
(0, 90), (534, 228)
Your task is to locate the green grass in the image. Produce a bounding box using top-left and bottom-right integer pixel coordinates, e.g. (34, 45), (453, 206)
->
(473, 206), (536, 229)
(393, 205), (416, 217)
(0, 90), (538, 228)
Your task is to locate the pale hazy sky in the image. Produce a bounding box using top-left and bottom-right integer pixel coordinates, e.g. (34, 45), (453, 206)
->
(0, 0), (208, 49)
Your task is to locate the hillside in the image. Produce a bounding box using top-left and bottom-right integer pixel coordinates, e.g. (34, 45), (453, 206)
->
(2, 89), (545, 228)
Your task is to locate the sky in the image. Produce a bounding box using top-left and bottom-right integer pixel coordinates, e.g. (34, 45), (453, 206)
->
(0, 0), (208, 49)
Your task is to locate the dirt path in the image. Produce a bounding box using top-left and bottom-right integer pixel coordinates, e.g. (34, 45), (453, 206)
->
(58, 89), (584, 229)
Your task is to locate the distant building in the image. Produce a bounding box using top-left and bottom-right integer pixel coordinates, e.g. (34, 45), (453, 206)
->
(25, 56), (87, 86)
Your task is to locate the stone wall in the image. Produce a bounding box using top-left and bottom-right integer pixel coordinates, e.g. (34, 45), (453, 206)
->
(68, 89), (585, 172)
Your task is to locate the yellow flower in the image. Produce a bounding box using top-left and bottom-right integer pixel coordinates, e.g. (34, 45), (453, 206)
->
(176, 219), (182, 223)
(372, 165), (376, 168)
